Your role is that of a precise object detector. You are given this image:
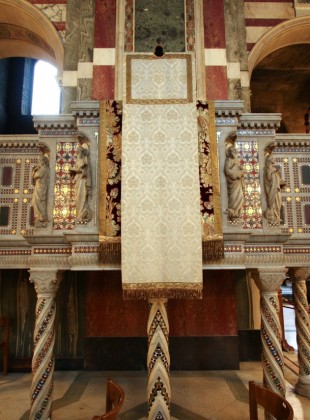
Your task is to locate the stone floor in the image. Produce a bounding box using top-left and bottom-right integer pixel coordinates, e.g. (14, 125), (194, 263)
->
(1, 354), (309, 420)
(1, 293), (309, 419)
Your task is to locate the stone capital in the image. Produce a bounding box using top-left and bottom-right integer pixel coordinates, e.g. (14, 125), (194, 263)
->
(255, 268), (287, 293)
(292, 267), (310, 282)
(29, 269), (62, 296)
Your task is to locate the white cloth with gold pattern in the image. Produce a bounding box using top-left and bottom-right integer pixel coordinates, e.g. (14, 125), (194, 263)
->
(122, 54), (202, 295)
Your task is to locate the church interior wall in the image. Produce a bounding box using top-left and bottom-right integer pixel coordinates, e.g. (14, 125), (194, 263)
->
(0, 0), (309, 378)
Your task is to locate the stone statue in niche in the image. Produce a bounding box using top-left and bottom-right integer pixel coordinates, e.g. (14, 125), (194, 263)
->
(70, 138), (92, 223)
(31, 154), (49, 228)
(264, 153), (286, 226)
(224, 145), (245, 222)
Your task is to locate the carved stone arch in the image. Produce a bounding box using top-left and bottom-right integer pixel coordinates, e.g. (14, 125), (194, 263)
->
(248, 16), (310, 78)
(0, 0), (64, 74)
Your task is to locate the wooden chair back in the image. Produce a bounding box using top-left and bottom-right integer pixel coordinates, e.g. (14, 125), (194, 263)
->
(249, 380), (294, 420)
(93, 378), (125, 420)
(0, 317), (9, 375)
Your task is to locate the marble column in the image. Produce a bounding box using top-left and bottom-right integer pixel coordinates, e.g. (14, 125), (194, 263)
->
(147, 299), (170, 420)
(292, 268), (310, 397)
(29, 270), (62, 420)
(223, 0), (251, 111)
(61, 0), (82, 113)
(254, 268), (287, 397)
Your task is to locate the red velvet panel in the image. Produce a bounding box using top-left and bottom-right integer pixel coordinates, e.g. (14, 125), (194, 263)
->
(94, 0), (116, 48)
(203, 0), (226, 48)
(85, 271), (148, 337)
(85, 270), (238, 337)
(169, 271), (238, 336)
(205, 66), (228, 100)
(92, 65), (115, 100)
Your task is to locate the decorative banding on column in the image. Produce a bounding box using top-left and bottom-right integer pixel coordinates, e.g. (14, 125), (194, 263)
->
(292, 268), (310, 397)
(29, 271), (61, 420)
(147, 299), (170, 420)
(255, 269), (287, 397)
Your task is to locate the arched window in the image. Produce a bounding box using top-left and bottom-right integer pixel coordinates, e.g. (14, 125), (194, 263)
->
(31, 61), (61, 115)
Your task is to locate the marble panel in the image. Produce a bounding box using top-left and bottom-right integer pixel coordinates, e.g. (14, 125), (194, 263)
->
(92, 65), (115, 100)
(205, 66), (228, 100)
(94, 0), (116, 48)
(244, 2), (295, 19)
(203, 0), (226, 48)
(134, 0), (185, 53)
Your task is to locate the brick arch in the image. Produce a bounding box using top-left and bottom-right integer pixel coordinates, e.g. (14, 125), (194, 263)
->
(248, 15), (310, 78)
(0, 0), (63, 75)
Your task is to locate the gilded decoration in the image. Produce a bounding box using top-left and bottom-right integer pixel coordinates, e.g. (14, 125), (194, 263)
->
(0, 23), (55, 57)
(126, 54), (193, 104)
(197, 100), (224, 260)
(99, 101), (122, 264)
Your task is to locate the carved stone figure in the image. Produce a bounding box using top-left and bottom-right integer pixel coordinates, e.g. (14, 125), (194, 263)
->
(31, 155), (49, 228)
(70, 142), (92, 223)
(224, 146), (245, 222)
(264, 154), (286, 225)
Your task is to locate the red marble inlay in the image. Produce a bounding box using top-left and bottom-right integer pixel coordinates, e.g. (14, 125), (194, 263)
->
(203, 0), (226, 48)
(205, 66), (228, 100)
(92, 65), (115, 100)
(53, 22), (66, 31)
(94, 0), (116, 48)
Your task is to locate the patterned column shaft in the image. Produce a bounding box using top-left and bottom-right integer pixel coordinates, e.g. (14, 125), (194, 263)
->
(29, 271), (61, 420)
(147, 299), (171, 420)
(292, 268), (310, 397)
(255, 269), (287, 397)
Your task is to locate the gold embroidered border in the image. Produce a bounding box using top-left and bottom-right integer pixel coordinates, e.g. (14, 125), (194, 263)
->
(122, 282), (203, 300)
(126, 54), (193, 104)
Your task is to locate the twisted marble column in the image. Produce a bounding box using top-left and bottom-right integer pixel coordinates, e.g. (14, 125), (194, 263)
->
(147, 299), (171, 420)
(292, 268), (310, 397)
(29, 270), (61, 420)
(255, 268), (287, 397)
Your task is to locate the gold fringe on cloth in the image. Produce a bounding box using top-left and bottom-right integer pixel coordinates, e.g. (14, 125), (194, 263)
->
(98, 236), (121, 264)
(202, 236), (224, 262)
(122, 283), (203, 300)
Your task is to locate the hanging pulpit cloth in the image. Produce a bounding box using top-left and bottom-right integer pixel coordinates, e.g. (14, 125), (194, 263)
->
(122, 53), (203, 299)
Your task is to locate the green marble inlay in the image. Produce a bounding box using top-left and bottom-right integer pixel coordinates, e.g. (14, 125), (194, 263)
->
(135, 0), (185, 53)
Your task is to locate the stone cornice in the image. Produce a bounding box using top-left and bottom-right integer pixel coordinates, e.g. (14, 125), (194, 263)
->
(33, 115), (76, 130)
(214, 100), (244, 117)
(71, 101), (100, 117)
(0, 135), (39, 148)
(275, 134), (310, 147)
(239, 113), (282, 129)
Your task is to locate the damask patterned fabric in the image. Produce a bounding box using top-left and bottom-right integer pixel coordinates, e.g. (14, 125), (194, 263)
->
(122, 54), (202, 299)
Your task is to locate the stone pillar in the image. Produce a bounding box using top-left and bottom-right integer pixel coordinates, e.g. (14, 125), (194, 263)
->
(147, 299), (170, 420)
(254, 268), (287, 397)
(29, 270), (62, 420)
(223, 0), (251, 111)
(292, 268), (310, 397)
(61, 0), (81, 113)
